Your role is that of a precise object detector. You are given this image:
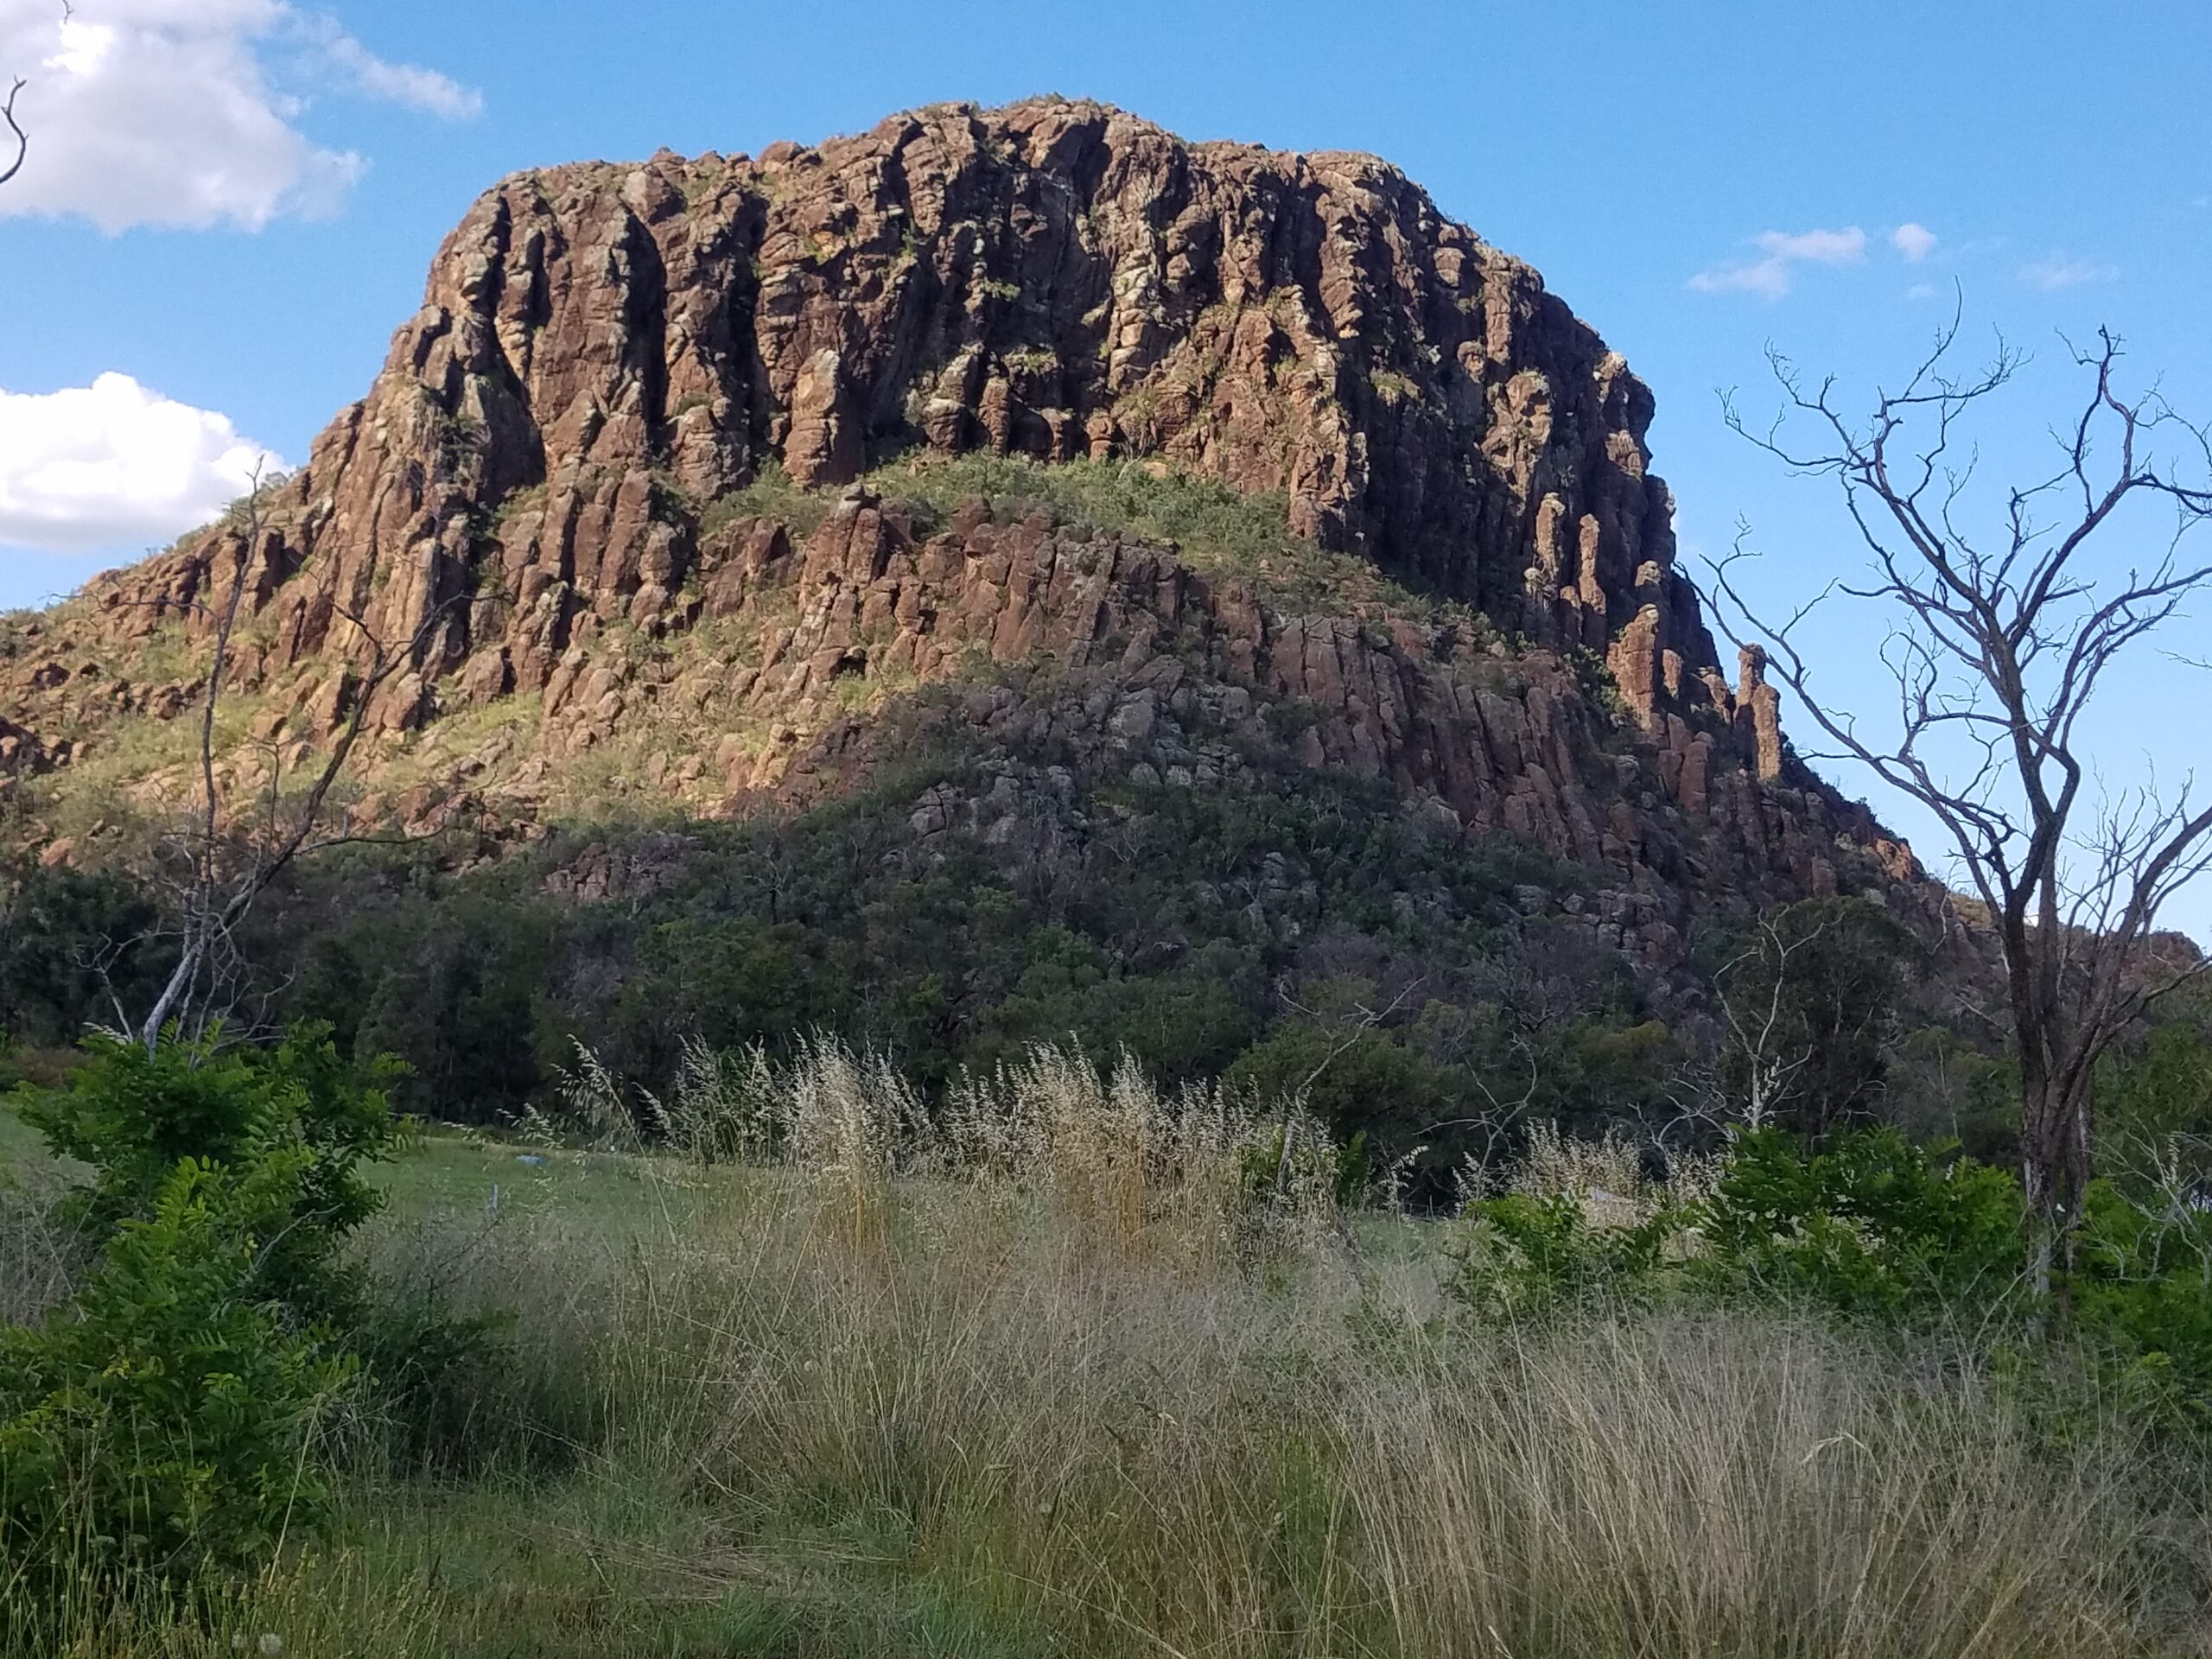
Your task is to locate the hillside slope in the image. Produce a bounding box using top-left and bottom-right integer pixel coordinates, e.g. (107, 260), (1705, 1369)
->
(0, 99), (1943, 1131)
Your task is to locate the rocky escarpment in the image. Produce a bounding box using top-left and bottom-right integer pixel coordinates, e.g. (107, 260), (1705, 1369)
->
(665, 495), (1908, 924)
(0, 96), (1925, 952)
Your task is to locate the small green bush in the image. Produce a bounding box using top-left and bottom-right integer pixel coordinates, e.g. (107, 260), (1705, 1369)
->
(21, 1026), (405, 1331)
(2069, 1175), (2212, 1421)
(3, 1024), (499, 1611)
(1447, 1127), (2030, 1325)
(1696, 1127), (2026, 1315)
(1449, 1189), (1680, 1320)
(0, 1158), (351, 1597)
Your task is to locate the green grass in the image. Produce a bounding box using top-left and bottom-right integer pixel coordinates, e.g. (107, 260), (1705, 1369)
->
(372, 1129), (753, 1245)
(850, 450), (1494, 626)
(0, 1103), (51, 1169)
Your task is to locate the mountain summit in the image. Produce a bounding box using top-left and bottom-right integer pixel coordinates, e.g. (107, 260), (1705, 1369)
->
(1, 97), (1920, 973)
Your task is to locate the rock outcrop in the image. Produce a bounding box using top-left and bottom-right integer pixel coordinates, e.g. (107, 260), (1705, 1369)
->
(0, 96), (1929, 956)
(696, 493), (1916, 933)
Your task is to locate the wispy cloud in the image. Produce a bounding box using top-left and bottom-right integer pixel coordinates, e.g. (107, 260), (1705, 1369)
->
(287, 10), (482, 120)
(1891, 222), (1938, 262)
(1690, 226), (1868, 298)
(2018, 252), (2120, 291)
(0, 0), (482, 232)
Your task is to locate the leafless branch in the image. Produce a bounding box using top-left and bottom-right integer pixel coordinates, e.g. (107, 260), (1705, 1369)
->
(1272, 976), (1424, 1193)
(1714, 913), (1834, 1131)
(1, 3), (73, 189)
(1, 76), (25, 188)
(1703, 317), (2212, 1262)
(130, 467), (470, 1053)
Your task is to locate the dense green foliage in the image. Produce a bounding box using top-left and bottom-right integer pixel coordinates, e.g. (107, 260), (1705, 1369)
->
(2071, 1173), (2212, 1419)
(257, 753), (1690, 1179)
(0, 863), (167, 1052)
(0, 1159), (351, 1593)
(22, 1029), (406, 1327)
(1451, 1191), (1681, 1320)
(0, 1028), (471, 1615)
(1452, 1122), (2212, 1422)
(1713, 896), (1925, 1136)
(1697, 1127), (2025, 1313)
(2100, 995), (2212, 1149)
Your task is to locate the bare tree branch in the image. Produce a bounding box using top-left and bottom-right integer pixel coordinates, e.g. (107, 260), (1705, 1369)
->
(1, 2), (73, 189)
(130, 466), (471, 1054)
(1702, 320), (2212, 1276)
(1, 76), (26, 188)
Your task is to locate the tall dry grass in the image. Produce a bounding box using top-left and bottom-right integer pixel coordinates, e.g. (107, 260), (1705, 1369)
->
(350, 1046), (2209, 1657)
(16, 1044), (2212, 1656)
(397, 1182), (2207, 1656)
(557, 1035), (1340, 1267)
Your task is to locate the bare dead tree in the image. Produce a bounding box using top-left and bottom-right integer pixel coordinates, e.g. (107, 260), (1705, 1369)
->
(1714, 912), (1831, 1132)
(130, 466), (467, 1055)
(1705, 312), (2212, 1274)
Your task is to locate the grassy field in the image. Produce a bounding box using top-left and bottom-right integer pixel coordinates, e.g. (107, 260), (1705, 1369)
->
(9, 1089), (2212, 1658)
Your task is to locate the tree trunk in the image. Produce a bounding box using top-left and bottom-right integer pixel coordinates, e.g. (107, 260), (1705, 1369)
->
(2018, 1069), (2090, 1297)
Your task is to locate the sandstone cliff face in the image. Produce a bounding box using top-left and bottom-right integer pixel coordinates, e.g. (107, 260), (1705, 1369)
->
(0, 96), (1918, 946)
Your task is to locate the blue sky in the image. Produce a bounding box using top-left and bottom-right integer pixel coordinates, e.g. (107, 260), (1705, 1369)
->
(0, 0), (2206, 938)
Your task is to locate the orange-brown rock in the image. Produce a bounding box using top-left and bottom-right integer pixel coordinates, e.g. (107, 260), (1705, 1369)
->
(0, 97), (1931, 960)
(40, 98), (1724, 721)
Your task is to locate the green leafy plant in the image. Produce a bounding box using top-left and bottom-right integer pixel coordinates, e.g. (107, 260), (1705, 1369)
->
(2067, 1175), (2212, 1421)
(20, 1025), (406, 1331)
(1696, 1127), (2026, 1315)
(1448, 1191), (1681, 1320)
(2, 1023), (505, 1614)
(0, 1158), (351, 1599)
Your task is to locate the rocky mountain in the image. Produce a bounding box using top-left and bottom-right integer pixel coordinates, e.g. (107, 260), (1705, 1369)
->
(0, 96), (1929, 988)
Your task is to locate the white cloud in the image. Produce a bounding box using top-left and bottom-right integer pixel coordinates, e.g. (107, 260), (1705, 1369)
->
(287, 10), (480, 119)
(0, 1), (480, 232)
(0, 373), (283, 553)
(1758, 227), (1867, 264)
(1691, 226), (1868, 298)
(1891, 222), (1938, 262)
(2018, 252), (2120, 290)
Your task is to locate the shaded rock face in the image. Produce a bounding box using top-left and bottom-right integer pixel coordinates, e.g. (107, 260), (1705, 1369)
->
(0, 97), (1929, 956)
(693, 498), (1921, 929)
